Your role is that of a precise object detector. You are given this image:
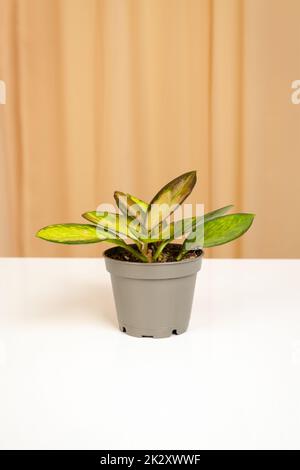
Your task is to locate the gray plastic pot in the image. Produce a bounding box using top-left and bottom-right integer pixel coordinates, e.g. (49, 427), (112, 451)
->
(104, 247), (203, 338)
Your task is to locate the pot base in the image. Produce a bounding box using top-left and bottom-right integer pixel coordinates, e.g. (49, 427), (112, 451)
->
(119, 324), (187, 339)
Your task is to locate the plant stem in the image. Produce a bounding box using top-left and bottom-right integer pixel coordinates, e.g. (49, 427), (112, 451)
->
(176, 248), (187, 261)
(123, 244), (148, 262)
(135, 240), (143, 251)
(153, 239), (171, 261)
(142, 242), (148, 256)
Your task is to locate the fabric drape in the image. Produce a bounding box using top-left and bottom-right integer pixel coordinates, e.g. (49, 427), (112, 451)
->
(1, 0), (299, 258)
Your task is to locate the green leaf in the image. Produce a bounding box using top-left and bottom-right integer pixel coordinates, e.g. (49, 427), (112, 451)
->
(174, 204), (234, 239)
(147, 171), (197, 230)
(176, 213), (254, 260)
(153, 205), (234, 260)
(150, 204), (234, 243)
(114, 191), (148, 224)
(203, 204), (234, 223)
(82, 211), (140, 241)
(36, 223), (120, 245)
(203, 213), (255, 248)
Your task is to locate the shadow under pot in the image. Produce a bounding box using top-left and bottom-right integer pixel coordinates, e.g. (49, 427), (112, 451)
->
(104, 245), (203, 338)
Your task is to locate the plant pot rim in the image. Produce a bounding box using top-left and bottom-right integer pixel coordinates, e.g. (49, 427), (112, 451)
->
(104, 246), (204, 267)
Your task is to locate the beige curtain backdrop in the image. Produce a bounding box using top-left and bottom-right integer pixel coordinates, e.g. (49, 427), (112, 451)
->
(0, 0), (299, 258)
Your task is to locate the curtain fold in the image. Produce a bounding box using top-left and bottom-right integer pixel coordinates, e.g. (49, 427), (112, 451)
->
(1, 0), (299, 258)
(210, 0), (244, 257)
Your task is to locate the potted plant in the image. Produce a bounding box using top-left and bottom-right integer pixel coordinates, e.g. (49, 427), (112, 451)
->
(36, 171), (254, 338)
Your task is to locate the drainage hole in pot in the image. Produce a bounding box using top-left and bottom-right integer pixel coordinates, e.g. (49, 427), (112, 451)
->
(141, 335), (154, 338)
(122, 327), (126, 333)
(172, 329), (178, 335)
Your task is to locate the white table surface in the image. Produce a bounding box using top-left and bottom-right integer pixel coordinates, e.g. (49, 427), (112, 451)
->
(0, 258), (299, 450)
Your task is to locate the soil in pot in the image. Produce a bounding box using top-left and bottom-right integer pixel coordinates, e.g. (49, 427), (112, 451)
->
(105, 243), (202, 263)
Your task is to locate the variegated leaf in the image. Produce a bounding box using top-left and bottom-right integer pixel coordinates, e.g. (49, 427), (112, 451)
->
(36, 223), (120, 244)
(146, 171), (196, 230)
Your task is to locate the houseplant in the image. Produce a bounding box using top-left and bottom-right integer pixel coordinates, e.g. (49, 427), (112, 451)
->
(36, 171), (254, 338)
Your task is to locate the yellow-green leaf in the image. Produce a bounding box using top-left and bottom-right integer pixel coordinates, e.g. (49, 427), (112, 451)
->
(82, 211), (140, 241)
(36, 223), (120, 245)
(114, 191), (148, 224)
